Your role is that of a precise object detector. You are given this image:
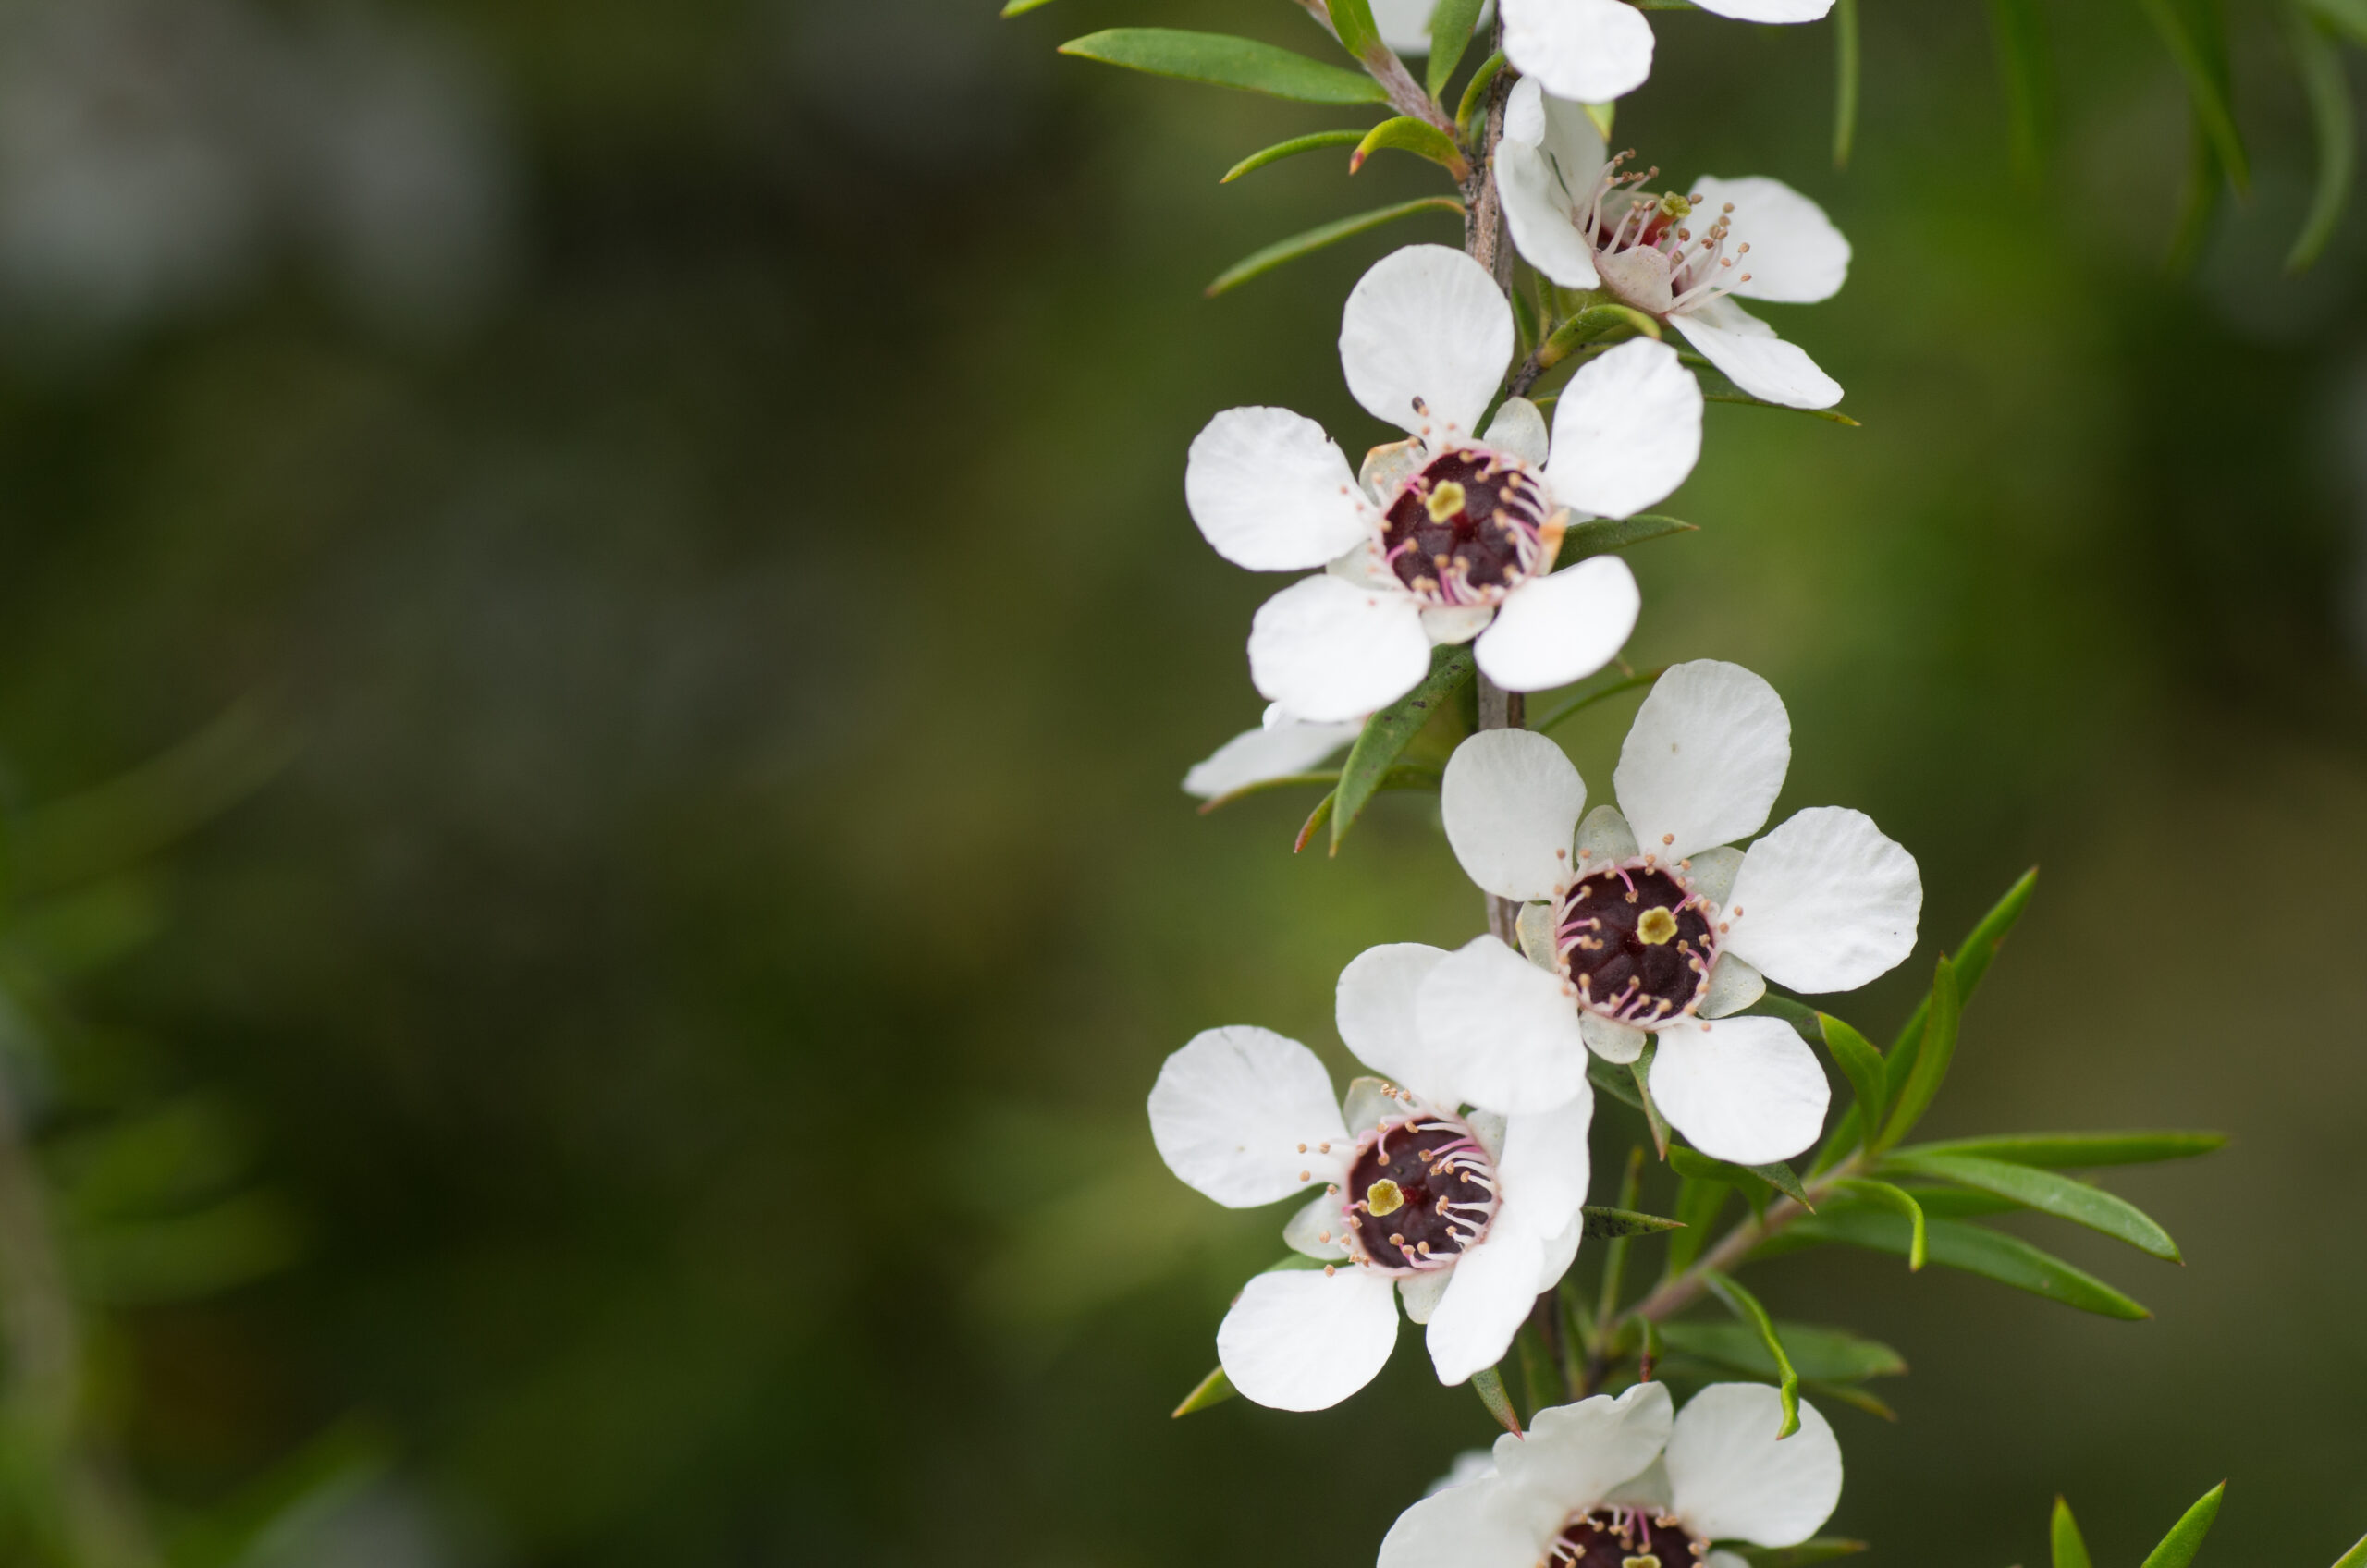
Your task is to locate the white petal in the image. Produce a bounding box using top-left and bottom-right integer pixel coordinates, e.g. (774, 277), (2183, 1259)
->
(1495, 1382), (1676, 1520)
(1441, 729), (1587, 901)
(1218, 1266), (1401, 1411)
(1543, 339), (1703, 519)
(1496, 138), (1602, 291)
(1606, 1453), (1674, 1511)
(1580, 1012), (1646, 1063)
(1706, 1553), (1755, 1568)
(1475, 556), (1641, 692)
(1481, 396), (1551, 467)
(1687, 176), (1850, 304)
(1248, 575), (1431, 723)
(1341, 244), (1514, 440)
(1614, 660), (1791, 863)
(1648, 1017), (1830, 1166)
(1501, 0), (1656, 105)
(1400, 1267), (1454, 1325)
(1683, 843), (1747, 909)
(1147, 1027), (1348, 1207)
(1423, 603), (1498, 645)
(1724, 807), (1922, 993)
(1378, 1475), (1543, 1568)
(1182, 717), (1361, 800)
(1284, 1191), (1352, 1259)
(1691, 0), (1834, 20)
(1425, 1224), (1545, 1384)
(1499, 1090), (1594, 1231)
(1416, 937), (1592, 1113)
(1184, 407), (1374, 570)
(1337, 942), (1455, 1101)
(1576, 803), (1638, 864)
(1506, 76), (1612, 191)
(1699, 952), (1766, 1019)
(1673, 299), (1843, 410)
(1665, 1384), (1844, 1547)
(1429, 1450), (1502, 1495)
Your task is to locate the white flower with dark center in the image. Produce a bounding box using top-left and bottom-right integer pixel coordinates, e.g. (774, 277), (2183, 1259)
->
(1184, 243), (1701, 723)
(1422, 660), (1920, 1165)
(1147, 945), (1594, 1410)
(1499, 0), (1835, 114)
(1494, 79), (1850, 410)
(1379, 1381), (1844, 1568)
(1183, 704), (1363, 801)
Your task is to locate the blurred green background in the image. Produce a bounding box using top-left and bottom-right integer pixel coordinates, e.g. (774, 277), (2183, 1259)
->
(0, 0), (2361, 1564)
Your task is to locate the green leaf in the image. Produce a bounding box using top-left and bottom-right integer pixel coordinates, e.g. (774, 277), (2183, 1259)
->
(2132, 0), (2250, 193)
(1833, 0), (1860, 167)
(1986, 0), (2055, 177)
(1331, 644), (1476, 851)
(1803, 1380), (1897, 1422)
(2286, 6), (2353, 272)
(1207, 195), (1464, 295)
(1582, 1205), (1687, 1238)
(1657, 1319), (1906, 1382)
(1171, 1365), (1235, 1415)
(1663, 1177), (1729, 1277)
(2313, 0), (2367, 43)
(1671, 1146), (1809, 1207)
(1221, 128), (1369, 183)
(1294, 790), (1336, 852)
(1471, 1365), (1524, 1433)
(2053, 1497), (2095, 1568)
(1821, 1014), (1888, 1158)
(1726, 1542), (1869, 1568)
(1774, 1210), (2151, 1319)
(1327, 0), (1387, 59)
(1881, 1151), (2182, 1261)
(1196, 762), (1438, 816)
(1351, 116), (1470, 177)
(2330, 1528), (2367, 1568)
(1874, 955), (1959, 1153)
(1000, 0), (1061, 14)
(1631, 1038), (1672, 1159)
(1830, 1178), (1927, 1269)
(1059, 30), (1389, 105)
(1702, 1271), (1800, 1438)
(1589, 1053), (1645, 1112)
(1454, 50), (1506, 136)
(1426, 0), (1490, 96)
(2140, 1481), (2226, 1568)
(1554, 513), (1697, 569)
(1680, 355), (1863, 424)
(1534, 667), (1665, 737)
(1892, 1131), (2226, 1168)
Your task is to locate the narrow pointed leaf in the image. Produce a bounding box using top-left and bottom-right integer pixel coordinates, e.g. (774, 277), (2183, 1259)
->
(1830, 1178), (1927, 1269)
(1986, 0), (2054, 177)
(1331, 644), (1475, 851)
(1059, 30), (1389, 104)
(1656, 1320), (1905, 1382)
(1662, 1176), (1728, 1276)
(1294, 790), (1337, 853)
(2286, 6), (2353, 272)
(1208, 196), (1464, 295)
(1773, 1211), (2151, 1319)
(1327, 0), (1386, 58)
(1882, 1151), (2182, 1261)
(1198, 762), (1437, 816)
(2053, 1498), (2095, 1568)
(1222, 128), (1368, 183)
(1833, 0), (1860, 167)
(1453, 50), (1506, 136)
(1821, 1014), (1888, 1156)
(1172, 1365), (1236, 1415)
(1001, 0), (1060, 13)
(2140, 1482), (2225, 1568)
(1726, 1542), (1869, 1568)
(1471, 1365), (1524, 1433)
(1875, 955), (1959, 1152)
(1582, 1205), (1687, 1238)
(1554, 514), (1696, 569)
(1534, 667), (1666, 736)
(1597, 1146), (1648, 1327)
(1590, 1054), (1646, 1111)
(1895, 1131), (2226, 1168)
(2132, 0), (2250, 193)
(1351, 116), (1471, 178)
(1631, 1038), (1672, 1159)
(1703, 1271), (1800, 1438)
(1806, 1380), (1897, 1421)
(2331, 1529), (2367, 1568)
(1426, 0), (1489, 95)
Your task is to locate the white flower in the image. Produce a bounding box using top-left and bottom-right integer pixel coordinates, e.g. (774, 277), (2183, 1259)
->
(1147, 946), (1598, 1410)
(1425, 660), (1920, 1165)
(1182, 704), (1363, 801)
(1494, 79), (1851, 410)
(1379, 1381), (1845, 1568)
(1184, 243), (1701, 723)
(1499, 0), (1835, 106)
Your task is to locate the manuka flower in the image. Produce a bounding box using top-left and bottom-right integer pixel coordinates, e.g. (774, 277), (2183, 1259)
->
(1147, 945), (1594, 1410)
(1184, 243), (1701, 723)
(1182, 704), (1363, 802)
(1499, 0), (1835, 114)
(1422, 660), (1920, 1164)
(1495, 79), (1851, 410)
(1379, 1381), (1844, 1568)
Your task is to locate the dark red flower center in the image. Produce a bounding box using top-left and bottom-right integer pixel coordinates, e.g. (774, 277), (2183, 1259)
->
(1551, 1507), (1704, 1568)
(1378, 448), (1551, 607)
(1342, 1116), (1495, 1273)
(1555, 864), (1718, 1025)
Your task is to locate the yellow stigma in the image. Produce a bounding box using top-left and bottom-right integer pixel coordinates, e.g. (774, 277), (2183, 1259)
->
(1424, 480), (1466, 521)
(1637, 907), (1679, 945)
(1656, 191), (1693, 221)
(1366, 1178), (1405, 1217)
(1623, 1557), (1662, 1568)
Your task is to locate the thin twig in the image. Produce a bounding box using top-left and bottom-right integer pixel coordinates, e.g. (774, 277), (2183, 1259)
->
(1289, 0), (1459, 133)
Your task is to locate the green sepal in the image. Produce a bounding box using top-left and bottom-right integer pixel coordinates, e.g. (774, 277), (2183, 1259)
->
(1874, 955), (1960, 1152)
(1774, 1210), (2150, 1319)
(2140, 1481), (2226, 1568)
(1171, 1366), (1236, 1416)
(1350, 116), (1471, 178)
(1331, 644), (1475, 851)
(1058, 30), (1388, 105)
(1425, 0), (1489, 96)
(1207, 196), (1464, 295)
(1221, 129), (1368, 184)
(1702, 1271), (1799, 1438)
(2052, 1497), (2095, 1568)
(1656, 1320), (1905, 1383)
(1829, 1177), (1927, 1269)
(1581, 1206), (1687, 1238)
(1879, 1150), (2182, 1261)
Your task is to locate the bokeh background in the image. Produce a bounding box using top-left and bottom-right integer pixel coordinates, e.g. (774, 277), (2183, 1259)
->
(0, 0), (2361, 1563)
